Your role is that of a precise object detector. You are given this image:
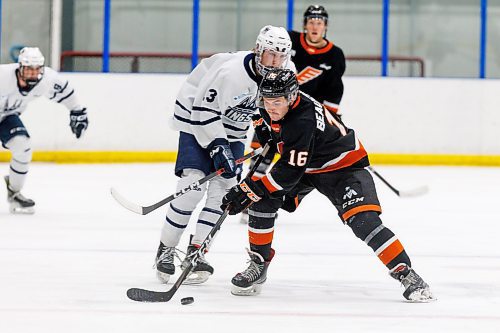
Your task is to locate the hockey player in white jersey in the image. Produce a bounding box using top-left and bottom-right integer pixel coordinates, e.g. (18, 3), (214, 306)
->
(155, 25), (293, 285)
(0, 47), (88, 214)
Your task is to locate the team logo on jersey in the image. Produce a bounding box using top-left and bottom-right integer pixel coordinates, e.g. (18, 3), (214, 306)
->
(296, 66), (323, 85)
(4, 100), (22, 112)
(225, 95), (256, 122)
(319, 63), (332, 70)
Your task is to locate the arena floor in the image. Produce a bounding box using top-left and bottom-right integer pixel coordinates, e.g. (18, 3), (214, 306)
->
(1, 163), (499, 332)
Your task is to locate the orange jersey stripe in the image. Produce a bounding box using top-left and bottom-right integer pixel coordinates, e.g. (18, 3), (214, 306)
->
(323, 103), (339, 113)
(300, 33), (334, 55)
(291, 95), (301, 109)
(306, 142), (368, 174)
(261, 175), (280, 193)
(342, 204), (382, 221)
(249, 230), (274, 245)
(377, 239), (404, 265)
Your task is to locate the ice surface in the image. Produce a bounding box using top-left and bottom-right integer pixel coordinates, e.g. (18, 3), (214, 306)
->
(1, 163), (499, 332)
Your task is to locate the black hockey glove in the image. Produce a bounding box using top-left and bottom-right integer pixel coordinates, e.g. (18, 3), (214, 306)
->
(221, 177), (264, 215)
(69, 108), (88, 139)
(208, 139), (241, 179)
(252, 113), (274, 147)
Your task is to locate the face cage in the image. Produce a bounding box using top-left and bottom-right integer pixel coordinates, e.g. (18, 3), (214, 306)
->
(255, 50), (289, 77)
(20, 65), (44, 86)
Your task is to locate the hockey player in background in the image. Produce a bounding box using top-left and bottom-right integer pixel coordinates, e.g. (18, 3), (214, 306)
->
(291, 4), (345, 115)
(222, 69), (434, 302)
(155, 26), (294, 285)
(241, 4), (346, 223)
(0, 47), (88, 214)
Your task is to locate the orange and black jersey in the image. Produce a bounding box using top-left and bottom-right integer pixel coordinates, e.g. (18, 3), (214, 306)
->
(289, 30), (346, 113)
(255, 92), (369, 198)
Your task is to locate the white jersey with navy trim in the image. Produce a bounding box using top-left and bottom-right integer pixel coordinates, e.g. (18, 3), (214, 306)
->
(0, 63), (84, 123)
(172, 51), (261, 148)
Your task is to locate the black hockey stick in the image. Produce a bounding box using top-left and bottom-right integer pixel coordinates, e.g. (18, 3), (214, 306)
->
(367, 166), (429, 197)
(126, 143), (272, 303)
(111, 147), (263, 215)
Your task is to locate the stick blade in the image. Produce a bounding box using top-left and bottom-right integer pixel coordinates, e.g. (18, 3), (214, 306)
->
(110, 188), (144, 215)
(398, 185), (429, 198)
(127, 288), (174, 302)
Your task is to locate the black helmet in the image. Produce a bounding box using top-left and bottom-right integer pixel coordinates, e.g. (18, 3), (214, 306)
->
(303, 5), (328, 25)
(258, 69), (299, 105)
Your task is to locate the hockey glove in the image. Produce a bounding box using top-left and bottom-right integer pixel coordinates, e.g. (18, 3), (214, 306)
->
(70, 108), (89, 139)
(221, 177), (264, 215)
(208, 139), (241, 179)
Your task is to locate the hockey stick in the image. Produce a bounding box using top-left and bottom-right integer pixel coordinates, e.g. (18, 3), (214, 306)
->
(126, 143), (272, 303)
(367, 166), (429, 197)
(110, 147), (263, 215)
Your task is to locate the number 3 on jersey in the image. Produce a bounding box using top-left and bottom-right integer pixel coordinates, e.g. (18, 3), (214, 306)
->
(205, 89), (217, 103)
(288, 150), (308, 166)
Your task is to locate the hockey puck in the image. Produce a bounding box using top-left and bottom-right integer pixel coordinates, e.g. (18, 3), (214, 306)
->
(181, 297), (194, 305)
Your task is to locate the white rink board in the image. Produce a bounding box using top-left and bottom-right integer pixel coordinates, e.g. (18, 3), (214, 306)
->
(1, 163), (500, 332)
(19, 73), (500, 154)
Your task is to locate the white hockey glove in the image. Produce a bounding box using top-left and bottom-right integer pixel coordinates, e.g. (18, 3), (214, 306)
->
(70, 108), (88, 139)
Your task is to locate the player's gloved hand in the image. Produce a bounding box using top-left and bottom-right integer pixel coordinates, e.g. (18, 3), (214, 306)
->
(208, 139), (241, 179)
(252, 113), (274, 147)
(69, 108), (88, 139)
(221, 177), (264, 215)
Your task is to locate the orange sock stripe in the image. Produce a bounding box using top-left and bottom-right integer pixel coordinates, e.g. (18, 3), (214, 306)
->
(378, 239), (404, 265)
(249, 230), (274, 245)
(342, 204), (382, 221)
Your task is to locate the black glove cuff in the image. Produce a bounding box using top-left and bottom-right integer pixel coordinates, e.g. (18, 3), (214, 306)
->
(207, 138), (229, 152)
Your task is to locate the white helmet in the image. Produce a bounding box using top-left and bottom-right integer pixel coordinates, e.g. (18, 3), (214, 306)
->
(18, 47), (45, 67)
(255, 25), (292, 76)
(18, 47), (45, 86)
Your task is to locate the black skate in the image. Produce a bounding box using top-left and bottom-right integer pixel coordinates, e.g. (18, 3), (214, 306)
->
(231, 248), (274, 296)
(390, 263), (436, 302)
(155, 242), (179, 283)
(181, 238), (214, 285)
(4, 176), (35, 214)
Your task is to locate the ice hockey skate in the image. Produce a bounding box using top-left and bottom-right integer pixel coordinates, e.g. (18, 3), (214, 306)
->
(181, 238), (214, 285)
(4, 176), (35, 214)
(155, 242), (179, 283)
(231, 248), (274, 296)
(390, 263), (436, 302)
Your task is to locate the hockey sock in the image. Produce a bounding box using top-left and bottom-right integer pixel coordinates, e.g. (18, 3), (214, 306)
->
(248, 208), (277, 261)
(347, 211), (411, 269)
(191, 174), (236, 246)
(5, 135), (32, 192)
(160, 169), (207, 247)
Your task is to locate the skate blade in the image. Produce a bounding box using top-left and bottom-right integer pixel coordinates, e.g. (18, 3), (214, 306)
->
(406, 289), (437, 303)
(182, 271), (211, 285)
(231, 283), (263, 296)
(156, 270), (171, 284)
(9, 206), (35, 215)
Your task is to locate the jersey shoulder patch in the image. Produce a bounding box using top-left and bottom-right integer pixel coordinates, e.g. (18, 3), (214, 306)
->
(296, 66), (323, 85)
